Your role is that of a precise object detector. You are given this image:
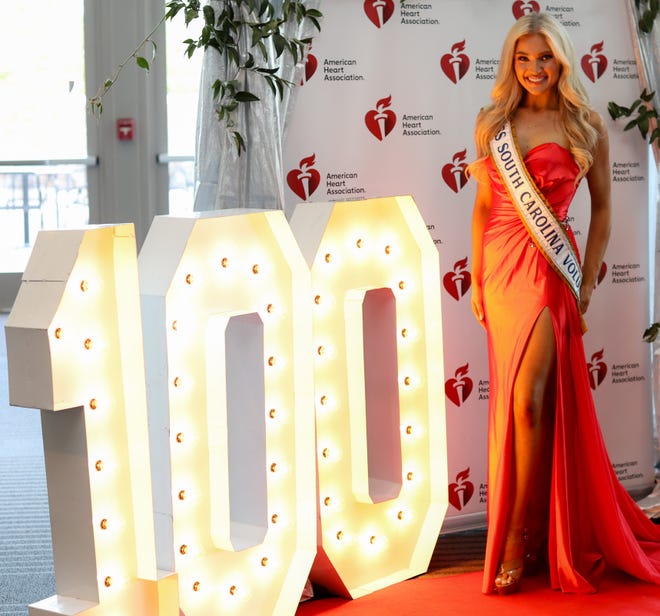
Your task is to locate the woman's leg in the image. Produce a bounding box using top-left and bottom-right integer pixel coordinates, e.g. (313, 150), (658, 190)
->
(524, 373), (556, 570)
(501, 307), (557, 564)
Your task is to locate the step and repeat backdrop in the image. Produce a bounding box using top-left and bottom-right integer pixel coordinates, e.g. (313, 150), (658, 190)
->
(284, 0), (656, 529)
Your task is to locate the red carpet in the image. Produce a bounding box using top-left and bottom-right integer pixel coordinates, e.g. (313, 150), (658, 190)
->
(296, 571), (660, 615)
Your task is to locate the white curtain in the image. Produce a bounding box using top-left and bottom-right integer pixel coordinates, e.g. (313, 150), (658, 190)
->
(193, 0), (322, 211)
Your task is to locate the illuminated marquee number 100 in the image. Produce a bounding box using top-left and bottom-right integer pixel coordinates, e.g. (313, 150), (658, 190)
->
(6, 197), (447, 616)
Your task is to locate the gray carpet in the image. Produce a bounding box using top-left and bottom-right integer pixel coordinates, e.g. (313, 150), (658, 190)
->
(0, 315), (55, 615)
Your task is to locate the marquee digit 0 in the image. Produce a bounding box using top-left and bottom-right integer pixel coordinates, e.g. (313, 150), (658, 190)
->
(289, 196), (448, 597)
(5, 226), (178, 615)
(138, 211), (316, 616)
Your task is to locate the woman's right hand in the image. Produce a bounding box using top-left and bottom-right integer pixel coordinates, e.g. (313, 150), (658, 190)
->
(471, 284), (486, 328)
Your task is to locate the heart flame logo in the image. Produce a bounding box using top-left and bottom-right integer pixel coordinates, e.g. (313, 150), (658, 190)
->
(363, 0), (395, 28)
(365, 95), (397, 141)
(287, 154), (321, 201)
(597, 261), (607, 286)
(300, 46), (318, 85)
(442, 149), (469, 193)
(445, 363), (474, 407)
(512, 0), (540, 19)
(443, 258), (472, 301)
(581, 41), (608, 82)
(587, 349), (608, 389)
(440, 40), (470, 84)
(448, 468), (475, 511)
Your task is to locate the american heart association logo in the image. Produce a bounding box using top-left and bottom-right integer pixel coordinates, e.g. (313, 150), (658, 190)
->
(597, 261), (608, 286)
(300, 46), (318, 85)
(364, 0), (395, 28)
(512, 0), (540, 19)
(587, 349), (608, 389)
(443, 258), (472, 301)
(440, 40), (470, 84)
(365, 95), (397, 141)
(445, 363), (474, 407)
(448, 468), (475, 511)
(581, 42), (608, 82)
(286, 154), (321, 201)
(442, 149), (469, 193)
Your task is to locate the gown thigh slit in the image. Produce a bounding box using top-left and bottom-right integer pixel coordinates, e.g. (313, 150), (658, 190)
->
(480, 142), (660, 594)
(497, 306), (556, 563)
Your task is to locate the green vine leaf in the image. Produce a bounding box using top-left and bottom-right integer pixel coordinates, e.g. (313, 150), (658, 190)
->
(136, 56), (150, 71)
(235, 91), (260, 102)
(608, 89), (659, 147)
(89, 1), (323, 155)
(232, 130), (246, 155)
(636, 0), (659, 32)
(643, 322), (660, 343)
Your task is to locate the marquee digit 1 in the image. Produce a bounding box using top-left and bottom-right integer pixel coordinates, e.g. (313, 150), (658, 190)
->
(138, 211), (316, 616)
(289, 196), (448, 597)
(5, 225), (178, 615)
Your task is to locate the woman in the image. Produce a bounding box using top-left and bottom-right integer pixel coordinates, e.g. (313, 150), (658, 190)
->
(469, 12), (660, 595)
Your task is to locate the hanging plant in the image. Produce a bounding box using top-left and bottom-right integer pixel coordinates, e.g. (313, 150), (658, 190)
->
(637, 0), (659, 32)
(608, 88), (660, 149)
(88, 0), (322, 154)
(607, 1), (659, 150)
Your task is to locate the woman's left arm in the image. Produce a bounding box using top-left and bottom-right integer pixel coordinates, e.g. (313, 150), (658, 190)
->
(581, 112), (612, 314)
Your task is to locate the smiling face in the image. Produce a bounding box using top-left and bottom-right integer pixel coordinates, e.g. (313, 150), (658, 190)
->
(513, 33), (561, 101)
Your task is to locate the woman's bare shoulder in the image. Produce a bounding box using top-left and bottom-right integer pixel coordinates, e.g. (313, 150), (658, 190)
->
(586, 108), (607, 136)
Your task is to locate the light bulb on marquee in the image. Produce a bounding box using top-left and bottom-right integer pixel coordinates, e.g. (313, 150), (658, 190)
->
(289, 196), (447, 599)
(5, 198), (446, 614)
(139, 211), (316, 616)
(5, 225), (179, 614)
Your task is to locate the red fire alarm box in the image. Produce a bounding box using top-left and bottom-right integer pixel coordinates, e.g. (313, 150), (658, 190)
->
(117, 118), (135, 141)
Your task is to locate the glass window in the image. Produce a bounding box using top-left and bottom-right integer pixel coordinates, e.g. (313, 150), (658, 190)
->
(165, 14), (203, 215)
(0, 0), (88, 271)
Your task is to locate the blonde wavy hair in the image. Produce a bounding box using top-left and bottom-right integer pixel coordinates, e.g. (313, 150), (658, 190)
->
(470, 12), (598, 180)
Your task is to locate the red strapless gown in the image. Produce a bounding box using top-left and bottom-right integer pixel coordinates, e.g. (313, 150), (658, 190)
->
(481, 142), (660, 594)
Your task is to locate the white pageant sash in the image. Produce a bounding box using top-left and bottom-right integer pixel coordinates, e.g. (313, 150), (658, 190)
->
(490, 122), (583, 301)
